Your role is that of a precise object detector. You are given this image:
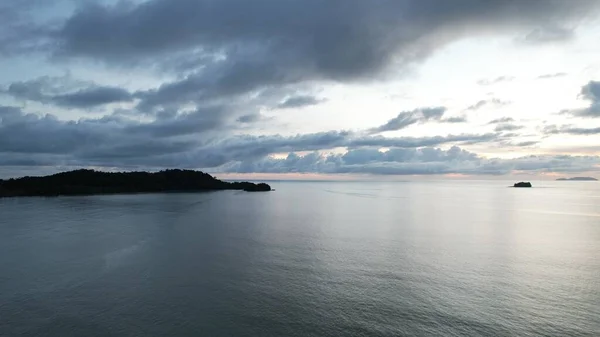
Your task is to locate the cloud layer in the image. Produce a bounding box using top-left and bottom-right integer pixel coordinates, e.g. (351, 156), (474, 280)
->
(1, 103), (598, 177)
(4, 76), (134, 109)
(1, 1), (600, 177)
(225, 147), (600, 176)
(6, 0), (597, 107)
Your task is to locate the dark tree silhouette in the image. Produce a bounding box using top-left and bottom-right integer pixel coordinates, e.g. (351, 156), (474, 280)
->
(0, 169), (272, 197)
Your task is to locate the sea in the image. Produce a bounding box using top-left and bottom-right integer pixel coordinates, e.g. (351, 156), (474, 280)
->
(0, 180), (599, 336)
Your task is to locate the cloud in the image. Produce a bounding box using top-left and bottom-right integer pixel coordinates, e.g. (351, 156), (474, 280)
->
(223, 146), (600, 175)
(2, 105), (596, 177)
(494, 123), (524, 132)
(501, 140), (539, 147)
(543, 125), (600, 135)
(349, 133), (498, 148)
(196, 131), (497, 166)
(0, 70), (275, 123)
(581, 81), (600, 101)
(488, 117), (515, 124)
(522, 26), (574, 44)
(4, 76), (134, 109)
(133, 62), (291, 111)
(441, 116), (467, 123)
(0, 105), (499, 173)
(537, 72), (567, 79)
(466, 98), (511, 110)
(52, 87), (134, 109)
(227, 146), (480, 175)
(563, 81), (600, 118)
(277, 95), (325, 109)
(0, 0), (58, 56)
(27, 0), (595, 107)
(132, 63), (315, 113)
(237, 113), (267, 123)
(56, 1), (598, 64)
(0, 0), (590, 121)
(124, 106), (231, 138)
(0, 105), (229, 159)
(477, 77), (515, 86)
(513, 141), (539, 147)
(369, 107), (446, 134)
(578, 80), (600, 116)
(3, 1), (600, 177)
(0, 1), (596, 120)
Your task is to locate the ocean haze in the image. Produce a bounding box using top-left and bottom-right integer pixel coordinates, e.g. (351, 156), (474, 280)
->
(1, 180), (599, 336)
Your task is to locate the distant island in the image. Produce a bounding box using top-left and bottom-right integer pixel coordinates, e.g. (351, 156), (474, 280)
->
(556, 177), (598, 181)
(513, 182), (532, 188)
(0, 169), (272, 198)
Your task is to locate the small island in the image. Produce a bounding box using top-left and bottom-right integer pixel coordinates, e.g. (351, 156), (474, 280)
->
(243, 183), (272, 192)
(513, 182), (532, 188)
(556, 177), (598, 181)
(0, 169), (272, 198)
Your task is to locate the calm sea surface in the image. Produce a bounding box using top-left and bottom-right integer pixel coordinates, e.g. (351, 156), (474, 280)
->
(1, 180), (599, 336)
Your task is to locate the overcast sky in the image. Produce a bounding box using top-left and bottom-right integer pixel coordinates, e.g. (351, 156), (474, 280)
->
(1, 0), (600, 179)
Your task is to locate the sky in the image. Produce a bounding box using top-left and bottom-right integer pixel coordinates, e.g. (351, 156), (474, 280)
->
(1, 0), (600, 179)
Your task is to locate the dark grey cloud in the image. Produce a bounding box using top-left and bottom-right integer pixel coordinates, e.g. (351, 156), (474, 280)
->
(537, 72), (567, 79)
(0, 105), (23, 120)
(571, 81), (600, 117)
(0, 105), (229, 161)
(52, 87), (134, 108)
(580, 80), (598, 100)
(4, 76), (134, 109)
(277, 95), (325, 109)
(29, 0), (595, 107)
(237, 114), (265, 123)
(494, 123), (524, 132)
(133, 60), (308, 112)
(58, 1), (584, 58)
(56, 0), (599, 64)
(124, 105), (230, 138)
(369, 107), (446, 134)
(0, 0), (59, 55)
(477, 77), (515, 86)
(467, 98), (510, 111)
